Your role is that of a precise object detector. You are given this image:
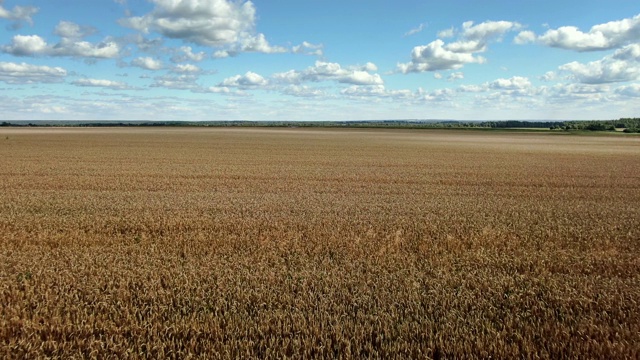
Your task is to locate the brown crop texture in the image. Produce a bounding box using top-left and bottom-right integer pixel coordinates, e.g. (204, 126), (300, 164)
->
(1, 128), (639, 359)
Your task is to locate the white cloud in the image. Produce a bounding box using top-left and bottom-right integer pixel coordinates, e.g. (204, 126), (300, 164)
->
(445, 39), (486, 53)
(212, 50), (231, 59)
(200, 86), (237, 94)
(341, 85), (388, 97)
(453, 76), (537, 97)
(151, 74), (199, 90)
(398, 39), (485, 73)
(72, 78), (132, 90)
(119, 0), (316, 57)
(361, 62), (378, 72)
(514, 30), (536, 44)
(615, 83), (640, 97)
(119, 0), (256, 46)
(433, 72), (443, 79)
(210, 33), (291, 58)
(489, 76), (532, 90)
(131, 57), (163, 70)
(460, 20), (521, 41)
(457, 84), (486, 93)
(219, 71), (268, 88)
(282, 85), (327, 98)
(437, 28), (455, 38)
(273, 61), (384, 86)
(548, 83), (611, 104)
(3, 34), (120, 59)
(172, 63), (201, 73)
(0, 61), (66, 84)
(554, 83), (610, 95)
(171, 46), (206, 63)
(58, 39), (120, 58)
(398, 20), (520, 73)
(0, 1), (38, 26)
(540, 71), (557, 82)
(340, 85), (415, 100)
(292, 41), (324, 56)
(343, 71), (383, 86)
(559, 44), (640, 84)
(3, 34), (47, 55)
(54, 21), (96, 39)
(448, 72), (464, 81)
(235, 33), (287, 54)
(423, 88), (455, 102)
(536, 14), (640, 51)
(404, 23), (425, 37)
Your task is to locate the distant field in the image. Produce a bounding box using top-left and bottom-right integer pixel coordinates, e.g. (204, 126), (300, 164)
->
(1, 128), (639, 358)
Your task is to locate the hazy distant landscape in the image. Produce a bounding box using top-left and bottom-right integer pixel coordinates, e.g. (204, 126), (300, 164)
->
(2, 117), (640, 133)
(1, 127), (638, 358)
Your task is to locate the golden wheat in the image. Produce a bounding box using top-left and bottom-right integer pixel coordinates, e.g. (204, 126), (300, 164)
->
(0, 127), (639, 359)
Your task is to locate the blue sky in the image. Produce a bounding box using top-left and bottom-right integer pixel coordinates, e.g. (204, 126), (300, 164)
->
(0, 0), (639, 121)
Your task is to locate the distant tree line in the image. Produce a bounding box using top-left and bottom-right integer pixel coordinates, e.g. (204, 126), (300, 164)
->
(559, 118), (640, 133)
(1, 118), (639, 132)
(480, 118), (640, 133)
(480, 120), (565, 129)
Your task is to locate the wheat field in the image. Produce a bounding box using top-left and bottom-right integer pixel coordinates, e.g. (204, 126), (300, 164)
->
(1, 127), (639, 359)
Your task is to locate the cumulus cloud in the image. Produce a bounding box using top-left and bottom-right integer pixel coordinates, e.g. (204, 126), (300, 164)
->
(119, 0), (290, 57)
(219, 71), (267, 88)
(437, 28), (455, 38)
(131, 56), (163, 70)
(397, 39), (485, 73)
(210, 34), (291, 58)
(235, 33), (287, 54)
(453, 76), (535, 97)
(119, 0), (255, 45)
(0, 1), (38, 27)
(120, 0), (320, 58)
(0, 61), (66, 84)
(460, 20), (520, 41)
(540, 71), (557, 82)
(54, 21), (97, 39)
(398, 20), (520, 73)
(3, 32), (120, 59)
(514, 30), (536, 44)
(274, 61), (384, 86)
(559, 44), (640, 84)
(489, 76), (532, 90)
(71, 78), (132, 90)
(172, 63), (201, 73)
(292, 41), (324, 56)
(527, 14), (640, 51)
(3, 34), (47, 55)
(171, 46), (206, 63)
(199, 86), (235, 94)
(448, 72), (464, 81)
(65, 41), (118, 60)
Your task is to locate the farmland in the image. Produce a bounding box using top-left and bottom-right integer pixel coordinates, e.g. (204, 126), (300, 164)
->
(1, 127), (639, 358)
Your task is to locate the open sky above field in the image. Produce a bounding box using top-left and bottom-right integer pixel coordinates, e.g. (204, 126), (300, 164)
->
(0, 0), (639, 121)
